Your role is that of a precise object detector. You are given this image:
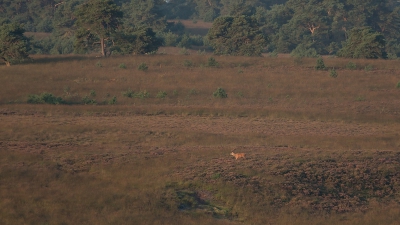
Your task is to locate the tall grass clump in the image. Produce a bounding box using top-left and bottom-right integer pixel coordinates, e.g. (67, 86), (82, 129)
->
(213, 87), (227, 98)
(136, 90), (150, 99)
(207, 57), (219, 67)
(122, 88), (135, 98)
(27, 92), (64, 104)
(364, 64), (373, 71)
(82, 95), (96, 105)
(156, 91), (167, 99)
(329, 68), (338, 78)
(346, 61), (357, 70)
(138, 63), (148, 71)
(108, 96), (117, 105)
(119, 63), (127, 69)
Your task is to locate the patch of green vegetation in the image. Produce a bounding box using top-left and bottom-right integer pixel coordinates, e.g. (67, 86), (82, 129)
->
(122, 88), (135, 98)
(119, 63), (127, 69)
(156, 91), (167, 99)
(315, 57), (326, 70)
(108, 96), (117, 105)
(213, 87), (227, 98)
(82, 95), (97, 105)
(329, 68), (338, 78)
(207, 57), (219, 67)
(346, 61), (357, 70)
(27, 92), (64, 104)
(136, 90), (150, 99)
(138, 63), (148, 71)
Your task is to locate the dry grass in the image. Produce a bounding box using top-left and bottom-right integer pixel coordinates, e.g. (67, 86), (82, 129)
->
(1, 52), (400, 224)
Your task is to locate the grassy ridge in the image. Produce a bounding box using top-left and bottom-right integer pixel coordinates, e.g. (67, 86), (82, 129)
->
(0, 53), (400, 224)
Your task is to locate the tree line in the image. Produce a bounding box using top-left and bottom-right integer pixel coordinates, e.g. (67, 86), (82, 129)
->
(1, 0), (399, 65)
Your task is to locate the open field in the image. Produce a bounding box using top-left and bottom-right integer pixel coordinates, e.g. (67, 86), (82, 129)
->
(1, 53), (400, 224)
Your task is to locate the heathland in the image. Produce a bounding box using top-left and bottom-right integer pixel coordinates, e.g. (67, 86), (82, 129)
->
(1, 53), (400, 224)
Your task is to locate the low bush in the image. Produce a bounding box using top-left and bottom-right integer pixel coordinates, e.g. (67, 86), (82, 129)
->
(315, 57), (326, 70)
(82, 95), (96, 105)
(108, 96), (117, 105)
(213, 87), (227, 98)
(156, 91), (167, 99)
(207, 57), (219, 67)
(119, 63), (127, 69)
(135, 90), (150, 99)
(27, 92), (64, 104)
(329, 69), (338, 78)
(290, 44), (319, 58)
(138, 63), (148, 71)
(122, 88), (135, 98)
(346, 61), (357, 70)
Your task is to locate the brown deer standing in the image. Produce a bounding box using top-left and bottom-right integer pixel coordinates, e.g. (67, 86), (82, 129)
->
(230, 152), (246, 160)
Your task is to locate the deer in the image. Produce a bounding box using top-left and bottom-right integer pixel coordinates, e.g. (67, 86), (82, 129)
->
(230, 152), (246, 160)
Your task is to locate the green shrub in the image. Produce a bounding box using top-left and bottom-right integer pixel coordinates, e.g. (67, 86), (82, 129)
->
(27, 94), (43, 104)
(82, 95), (96, 105)
(135, 90), (150, 99)
(346, 62), (357, 70)
(138, 63), (148, 71)
(364, 65), (373, 71)
(290, 43), (319, 58)
(177, 34), (191, 48)
(108, 96), (117, 105)
(207, 57), (219, 67)
(213, 87), (227, 98)
(156, 91), (167, 99)
(315, 57), (326, 70)
(161, 31), (179, 46)
(122, 88), (135, 98)
(329, 69), (338, 78)
(396, 81), (400, 89)
(96, 61), (102, 67)
(90, 90), (96, 97)
(27, 93), (64, 104)
(119, 63), (127, 69)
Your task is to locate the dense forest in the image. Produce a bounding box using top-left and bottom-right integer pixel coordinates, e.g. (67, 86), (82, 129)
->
(1, 0), (400, 61)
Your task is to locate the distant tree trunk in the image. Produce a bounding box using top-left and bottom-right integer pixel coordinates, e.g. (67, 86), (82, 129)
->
(100, 37), (106, 57)
(1, 57), (11, 66)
